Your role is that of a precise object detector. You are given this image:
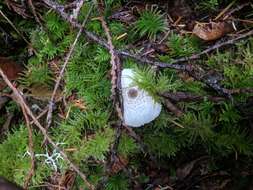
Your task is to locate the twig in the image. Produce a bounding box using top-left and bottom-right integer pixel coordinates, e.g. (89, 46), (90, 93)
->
(21, 105), (35, 190)
(124, 126), (157, 162)
(120, 29), (253, 69)
(44, 4), (94, 144)
(0, 10), (31, 45)
(234, 19), (253, 25)
(107, 124), (123, 171)
(160, 91), (225, 103)
(30, 107), (48, 125)
(214, 0), (236, 21)
(163, 98), (183, 117)
(0, 69), (95, 190)
(0, 93), (35, 189)
(70, 0), (85, 20)
(27, 0), (43, 27)
(41, 0), (253, 97)
(97, 7), (149, 189)
(98, 9), (125, 187)
(223, 2), (251, 20)
(98, 16), (123, 120)
(41, 0), (253, 67)
(224, 88), (253, 94)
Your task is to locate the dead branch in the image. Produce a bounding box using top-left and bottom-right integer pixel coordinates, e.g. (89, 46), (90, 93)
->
(124, 126), (157, 161)
(98, 16), (123, 121)
(0, 69), (95, 190)
(21, 105), (35, 190)
(223, 2), (251, 20)
(0, 10), (31, 46)
(45, 4), (94, 143)
(30, 107), (48, 125)
(163, 98), (184, 117)
(28, 0), (43, 27)
(224, 88), (253, 94)
(70, 0), (85, 20)
(160, 91), (225, 102)
(41, 0), (253, 97)
(98, 7), (125, 186)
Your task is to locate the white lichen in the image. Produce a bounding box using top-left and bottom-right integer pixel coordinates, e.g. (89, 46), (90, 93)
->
(24, 144), (64, 171)
(121, 68), (162, 127)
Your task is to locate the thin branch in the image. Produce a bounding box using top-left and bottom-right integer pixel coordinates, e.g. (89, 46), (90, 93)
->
(214, 0), (236, 21)
(45, 4), (94, 142)
(41, 0), (253, 97)
(41, 0), (253, 67)
(98, 9), (125, 186)
(224, 88), (253, 94)
(30, 107), (48, 125)
(0, 69), (95, 190)
(159, 91), (225, 103)
(223, 2), (251, 20)
(27, 0), (43, 27)
(124, 125), (157, 161)
(98, 16), (123, 121)
(0, 10), (31, 45)
(163, 98), (184, 117)
(70, 0), (85, 20)
(21, 105), (35, 190)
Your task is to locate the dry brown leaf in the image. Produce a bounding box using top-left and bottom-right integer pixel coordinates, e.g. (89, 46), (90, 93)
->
(0, 57), (23, 80)
(110, 155), (129, 174)
(193, 22), (233, 41)
(21, 85), (62, 102)
(0, 57), (23, 90)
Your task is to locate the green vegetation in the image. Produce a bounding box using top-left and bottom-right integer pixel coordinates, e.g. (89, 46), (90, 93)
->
(0, 0), (253, 189)
(133, 6), (167, 40)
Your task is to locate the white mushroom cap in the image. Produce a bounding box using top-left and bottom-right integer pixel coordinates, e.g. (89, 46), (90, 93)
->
(121, 68), (162, 127)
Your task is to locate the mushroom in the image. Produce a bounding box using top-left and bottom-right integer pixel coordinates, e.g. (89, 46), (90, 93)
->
(121, 68), (162, 127)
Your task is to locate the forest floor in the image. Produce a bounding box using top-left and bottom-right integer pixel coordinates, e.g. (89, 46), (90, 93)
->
(0, 0), (253, 190)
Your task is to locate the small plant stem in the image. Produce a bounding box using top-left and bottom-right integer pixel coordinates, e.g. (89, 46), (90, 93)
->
(21, 105), (35, 190)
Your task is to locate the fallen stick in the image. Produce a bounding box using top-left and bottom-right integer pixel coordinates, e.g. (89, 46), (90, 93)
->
(44, 3), (94, 143)
(42, 0), (253, 97)
(0, 68), (95, 190)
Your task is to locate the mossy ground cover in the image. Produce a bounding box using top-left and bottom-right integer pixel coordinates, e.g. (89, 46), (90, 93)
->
(0, 0), (253, 189)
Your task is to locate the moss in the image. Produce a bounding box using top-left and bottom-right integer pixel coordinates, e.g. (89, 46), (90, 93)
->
(1, 1), (253, 189)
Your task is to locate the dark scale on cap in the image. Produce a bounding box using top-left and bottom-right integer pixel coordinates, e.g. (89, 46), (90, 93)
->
(127, 88), (138, 98)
